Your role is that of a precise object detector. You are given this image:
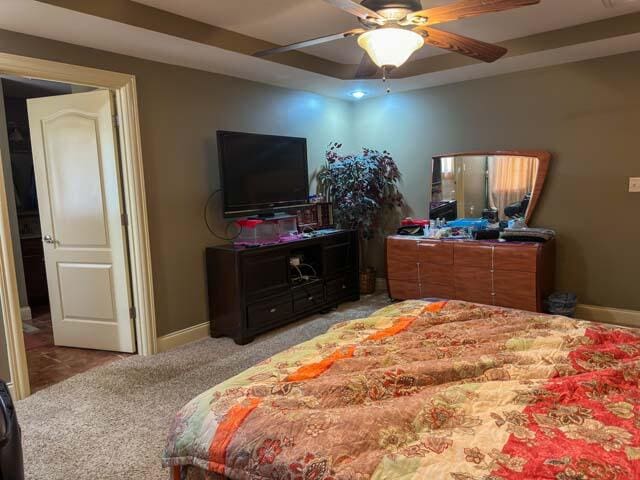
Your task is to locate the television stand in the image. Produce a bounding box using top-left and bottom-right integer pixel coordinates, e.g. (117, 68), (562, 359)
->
(206, 230), (359, 345)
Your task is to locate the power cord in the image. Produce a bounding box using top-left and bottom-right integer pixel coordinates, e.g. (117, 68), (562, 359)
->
(291, 263), (319, 285)
(204, 189), (242, 241)
(299, 263), (317, 278)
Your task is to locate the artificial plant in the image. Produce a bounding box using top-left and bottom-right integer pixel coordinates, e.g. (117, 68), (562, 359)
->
(317, 142), (404, 268)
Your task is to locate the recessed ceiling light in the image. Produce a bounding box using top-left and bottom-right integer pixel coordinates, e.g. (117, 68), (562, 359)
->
(351, 91), (367, 99)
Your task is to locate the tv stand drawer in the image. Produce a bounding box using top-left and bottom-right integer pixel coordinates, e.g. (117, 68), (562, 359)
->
(327, 273), (357, 299)
(247, 294), (293, 332)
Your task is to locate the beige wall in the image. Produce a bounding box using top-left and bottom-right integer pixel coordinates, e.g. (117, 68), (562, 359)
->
(353, 52), (640, 311)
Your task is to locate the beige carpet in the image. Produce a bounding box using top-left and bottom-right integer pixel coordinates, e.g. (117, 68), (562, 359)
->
(17, 294), (390, 480)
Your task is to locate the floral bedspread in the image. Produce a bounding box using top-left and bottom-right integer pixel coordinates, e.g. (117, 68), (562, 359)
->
(163, 300), (640, 480)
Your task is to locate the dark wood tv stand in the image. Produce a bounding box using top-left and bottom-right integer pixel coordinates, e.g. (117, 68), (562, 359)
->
(206, 230), (359, 345)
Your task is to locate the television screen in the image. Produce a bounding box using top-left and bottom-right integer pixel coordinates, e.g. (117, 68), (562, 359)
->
(217, 131), (309, 217)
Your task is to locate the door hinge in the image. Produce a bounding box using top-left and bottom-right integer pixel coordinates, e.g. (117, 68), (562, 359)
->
(129, 306), (137, 320)
(113, 114), (120, 127)
(121, 212), (129, 226)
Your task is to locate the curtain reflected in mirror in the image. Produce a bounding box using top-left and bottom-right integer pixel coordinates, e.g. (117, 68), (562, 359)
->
(431, 155), (539, 222)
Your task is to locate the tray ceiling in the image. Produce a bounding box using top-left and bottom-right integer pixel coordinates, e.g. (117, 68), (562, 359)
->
(1, 0), (640, 99)
(131, 0), (640, 64)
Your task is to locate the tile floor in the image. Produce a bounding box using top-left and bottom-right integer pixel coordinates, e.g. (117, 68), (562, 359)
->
(23, 306), (131, 392)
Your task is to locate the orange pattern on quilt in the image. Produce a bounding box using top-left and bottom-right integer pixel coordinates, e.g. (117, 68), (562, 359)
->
(365, 301), (446, 342)
(284, 345), (356, 382)
(422, 300), (447, 313)
(365, 315), (417, 341)
(207, 397), (261, 473)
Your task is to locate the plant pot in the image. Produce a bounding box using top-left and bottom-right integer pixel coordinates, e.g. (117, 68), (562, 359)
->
(359, 267), (377, 295)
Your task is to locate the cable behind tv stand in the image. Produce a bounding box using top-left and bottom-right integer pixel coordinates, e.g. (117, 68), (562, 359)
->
(206, 230), (360, 345)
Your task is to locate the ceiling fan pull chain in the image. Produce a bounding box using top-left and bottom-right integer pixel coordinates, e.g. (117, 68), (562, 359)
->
(382, 66), (391, 94)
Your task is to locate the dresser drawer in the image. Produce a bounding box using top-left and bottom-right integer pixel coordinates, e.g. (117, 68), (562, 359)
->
(418, 241), (454, 265)
(292, 283), (324, 300)
(493, 245), (539, 273)
(293, 284), (325, 313)
(454, 266), (493, 305)
(388, 279), (421, 300)
(326, 274), (357, 300)
(421, 283), (455, 299)
(419, 263), (453, 286)
(294, 294), (325, 313)
(454, 244), (494, 269)
(494, 270), (538, 312)
(387, 237), (419, 282)
(247, 294), (293, 331)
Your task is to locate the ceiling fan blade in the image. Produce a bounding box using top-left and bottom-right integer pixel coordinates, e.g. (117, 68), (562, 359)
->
(323, 0), (386, 22)
(408, 0), (540, 26)
(355, 53), (380, 79)
(254, 28), (365, 57)
(417, 26), (507, 63)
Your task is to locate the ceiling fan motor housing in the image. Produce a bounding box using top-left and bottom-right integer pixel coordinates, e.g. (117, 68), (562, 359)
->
(361, 0), (422, 13)
(360, 0), (422, 20)
(360, 0), (422, 11)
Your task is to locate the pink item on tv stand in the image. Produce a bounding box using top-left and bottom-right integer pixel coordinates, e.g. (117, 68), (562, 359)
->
(234, 216), (301, 246)
(401, 217), (430, 227)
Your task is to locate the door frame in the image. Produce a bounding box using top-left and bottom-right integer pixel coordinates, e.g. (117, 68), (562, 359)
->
(0, 52), (157, 400)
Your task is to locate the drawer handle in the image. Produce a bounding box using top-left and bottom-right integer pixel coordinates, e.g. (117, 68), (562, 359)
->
(420, 243), (437, 247)
(269, 308), (277, 313)
(342, 285), (347, 289)
(308, 296), (314, 301)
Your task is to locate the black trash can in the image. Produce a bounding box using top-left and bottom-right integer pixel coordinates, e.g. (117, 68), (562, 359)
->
(0, 380), (24, 480)
(546, 292), (578, 318)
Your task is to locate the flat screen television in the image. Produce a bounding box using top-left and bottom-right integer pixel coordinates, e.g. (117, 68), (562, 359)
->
(217, 131), (309, 217)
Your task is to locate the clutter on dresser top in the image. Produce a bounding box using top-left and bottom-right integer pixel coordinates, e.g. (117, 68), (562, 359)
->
(397, 217), (555, 243)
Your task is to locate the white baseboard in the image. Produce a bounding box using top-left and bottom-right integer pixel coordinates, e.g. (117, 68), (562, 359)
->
(575, 304), (640, 328)
(20, 306), (32, 321)
(157, 322), (210, 353)
(6, 382), (15, 399)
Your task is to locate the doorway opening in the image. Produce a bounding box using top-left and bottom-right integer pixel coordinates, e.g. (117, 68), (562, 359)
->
(1, 76), (133, 393)
(0, 53), (156, 401)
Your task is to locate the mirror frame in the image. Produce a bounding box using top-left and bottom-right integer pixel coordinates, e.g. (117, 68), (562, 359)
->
(431, 150), (551, 225)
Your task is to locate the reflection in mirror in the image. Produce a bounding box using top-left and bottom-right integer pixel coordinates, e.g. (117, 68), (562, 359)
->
(431, 155), (539, 223)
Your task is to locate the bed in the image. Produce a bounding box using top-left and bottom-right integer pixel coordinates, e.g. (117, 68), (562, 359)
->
(163, 300), (640, 479)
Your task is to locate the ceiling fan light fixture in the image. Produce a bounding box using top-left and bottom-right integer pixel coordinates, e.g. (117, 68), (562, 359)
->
(357, 28), (423, 68)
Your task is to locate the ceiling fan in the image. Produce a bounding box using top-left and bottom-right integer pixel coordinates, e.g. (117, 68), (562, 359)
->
(254, 0), (541, 79)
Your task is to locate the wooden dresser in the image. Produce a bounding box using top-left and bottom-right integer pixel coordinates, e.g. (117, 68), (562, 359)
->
(386, 236), (555, 312)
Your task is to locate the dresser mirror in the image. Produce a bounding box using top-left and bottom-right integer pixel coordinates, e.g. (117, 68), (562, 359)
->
(430, 151), (551, 224)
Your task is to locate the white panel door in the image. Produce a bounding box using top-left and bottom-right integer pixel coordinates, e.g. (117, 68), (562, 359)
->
(27, 90), (135, 352)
